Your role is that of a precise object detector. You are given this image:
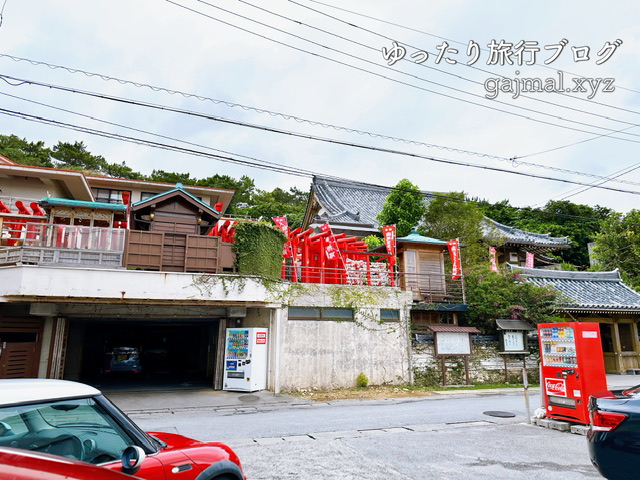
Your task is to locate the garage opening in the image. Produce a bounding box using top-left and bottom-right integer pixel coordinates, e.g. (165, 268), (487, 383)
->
(65, 318), (220, 390)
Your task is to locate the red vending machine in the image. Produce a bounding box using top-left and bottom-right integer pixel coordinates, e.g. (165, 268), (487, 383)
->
(538, 322), (608, 424)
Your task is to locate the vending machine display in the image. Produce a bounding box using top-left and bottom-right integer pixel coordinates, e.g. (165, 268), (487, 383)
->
(538, 322), (607, 424)
(223, 328), (268, 392)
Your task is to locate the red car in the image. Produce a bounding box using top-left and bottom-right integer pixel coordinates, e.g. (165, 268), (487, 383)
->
(0, 379), (245, 479)
(0, 447), (137, 480)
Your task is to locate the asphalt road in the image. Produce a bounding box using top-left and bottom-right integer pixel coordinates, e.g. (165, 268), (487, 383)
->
(126, 391), (603, 479)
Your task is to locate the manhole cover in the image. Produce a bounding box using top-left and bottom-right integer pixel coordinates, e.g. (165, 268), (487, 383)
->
(483, 410), (516, 418)
(238, 395), (260, 403)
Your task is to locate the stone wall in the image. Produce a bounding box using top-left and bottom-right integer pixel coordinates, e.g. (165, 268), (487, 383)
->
(412, 336), (539, 386)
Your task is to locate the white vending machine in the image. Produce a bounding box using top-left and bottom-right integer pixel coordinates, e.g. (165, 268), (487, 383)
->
(223, 327), (268, 392)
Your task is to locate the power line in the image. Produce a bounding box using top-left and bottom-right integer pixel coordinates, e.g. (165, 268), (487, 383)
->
(6, 55), (640, 184)
(305, 0), (640, 97)
(164, 0), (640, 141)
(3, 84), (640, 196)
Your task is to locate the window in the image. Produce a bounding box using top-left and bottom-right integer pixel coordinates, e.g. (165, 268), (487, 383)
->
(92, 188), (130, 205)
(288, 307), (353, 321)
(600, 323), (614, 353)
(618, 323), (635, 352)
(380, 309), (400, 322)
(140, 192), (156, 201)
(0, 397), (134, 464)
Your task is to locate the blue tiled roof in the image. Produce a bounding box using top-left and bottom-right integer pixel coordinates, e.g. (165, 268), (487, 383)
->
(513, 266), (640, 312)
(40, 197), (127, 211)
(397, 230), (447, 245)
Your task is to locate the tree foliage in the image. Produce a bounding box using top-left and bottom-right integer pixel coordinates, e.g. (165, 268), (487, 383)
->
(475, 198), (611, 268)
(420, 192), (491, 271)
(593, 209), (640, 290)
(463, 267), (561, 332)
(0, 133), (308, 226)
(377, 178), (426, 237)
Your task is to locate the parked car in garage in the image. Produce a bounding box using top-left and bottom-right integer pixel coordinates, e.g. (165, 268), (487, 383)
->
(103, 346), (143, 374)
(0, 447), (137, 480)
(0, 379), (245, 479)
(588, 384), (640, 480)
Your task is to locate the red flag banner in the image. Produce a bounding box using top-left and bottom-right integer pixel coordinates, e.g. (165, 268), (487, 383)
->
(272, 216), (293, 258)
(320, 223), (342, 261)
(382, 225), (396, 256)
(446, 238), (462, 279)
(526, 251), (534, 268)
(489, 246), (498, 272)
(272, 216), (289, 236)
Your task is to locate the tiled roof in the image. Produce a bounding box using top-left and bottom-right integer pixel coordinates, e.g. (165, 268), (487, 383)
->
(310, 176), (424, 229)
(309, 176), (570, 249)
(427, 325), (480, 333)
(483, 218), (569, 248)
(513, 266), (640, 312)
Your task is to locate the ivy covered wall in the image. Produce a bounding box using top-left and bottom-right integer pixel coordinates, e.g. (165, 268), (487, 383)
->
(233, 221), (286, 279)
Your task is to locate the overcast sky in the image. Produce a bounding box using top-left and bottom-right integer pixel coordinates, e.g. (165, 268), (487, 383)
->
(1, 1), (639, 213)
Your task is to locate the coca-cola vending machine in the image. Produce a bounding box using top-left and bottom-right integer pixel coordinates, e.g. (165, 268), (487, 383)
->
(538, 322), (608, 424)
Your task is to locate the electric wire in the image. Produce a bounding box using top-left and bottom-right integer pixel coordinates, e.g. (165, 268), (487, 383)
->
(164, 0), (640, 141)
(4, 73), (640, 190)
(6, 55), (640, 184)
(3, 94), (640, 197)
(305, 0), (640, 97)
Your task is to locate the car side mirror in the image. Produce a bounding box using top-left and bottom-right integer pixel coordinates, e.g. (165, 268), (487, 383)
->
(121, 445), (146, 475)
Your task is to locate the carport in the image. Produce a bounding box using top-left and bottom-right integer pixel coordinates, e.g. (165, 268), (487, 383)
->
(57, 303), (235, 390)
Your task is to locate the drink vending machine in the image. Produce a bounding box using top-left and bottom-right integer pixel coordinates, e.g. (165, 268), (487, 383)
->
(538, 322), (607, 424)
(223, 328), (268, 392)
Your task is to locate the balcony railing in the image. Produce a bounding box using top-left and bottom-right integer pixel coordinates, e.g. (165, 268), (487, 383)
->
(1, 221), (126, 251)
(0, 222), (127, 269)
(281, 262), (465, 304)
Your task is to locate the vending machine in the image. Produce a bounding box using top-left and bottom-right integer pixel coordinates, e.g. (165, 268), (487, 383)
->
(223, 328), (268, 392)
(538, 322), (608, 424)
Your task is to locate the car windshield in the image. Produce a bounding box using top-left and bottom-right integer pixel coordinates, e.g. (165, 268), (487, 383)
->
(0, 397), (135, 465)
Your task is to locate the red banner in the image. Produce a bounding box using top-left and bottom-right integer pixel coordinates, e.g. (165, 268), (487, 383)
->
(446, 238), (462, 279)
(489, 246), (498, 272)
(382, 225), (396, 256)
(272, 216), (292, 258)
(526, 251), (534, 268)
(272, 216), (289, 236)
(320, 223), (342, 262)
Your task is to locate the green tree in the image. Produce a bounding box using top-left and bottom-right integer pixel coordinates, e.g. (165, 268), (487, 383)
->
(463, 267), (560, 332)
(51, 141), (107, 172)
(593, 209), (640, 289)
(476, 198), (611, 268)
(377, 179), (426, 237)
(148, 169), (196, 185)
(238, 186), (308, 229)
(0, 134), (53, 167)
(420, 192), (490, 270)
(197, 174), (256, 212)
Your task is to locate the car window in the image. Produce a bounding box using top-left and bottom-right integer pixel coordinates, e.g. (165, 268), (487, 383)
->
(0, 397), (135, 465)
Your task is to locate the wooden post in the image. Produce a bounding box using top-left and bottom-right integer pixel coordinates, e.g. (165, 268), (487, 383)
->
(464, 356), (470, 385)
(504, 355), (509, 383)
(441, 356), (447, 386)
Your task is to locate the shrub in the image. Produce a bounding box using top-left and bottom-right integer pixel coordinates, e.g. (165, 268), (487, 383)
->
(356, 372), (369, 388)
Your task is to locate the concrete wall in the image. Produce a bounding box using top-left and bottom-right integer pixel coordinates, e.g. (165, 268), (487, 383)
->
(278, 285), (413, 390)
